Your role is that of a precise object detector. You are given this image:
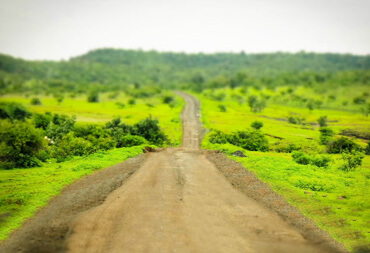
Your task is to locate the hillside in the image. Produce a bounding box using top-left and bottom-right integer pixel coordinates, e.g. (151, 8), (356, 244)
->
(0, 49), (369, 95)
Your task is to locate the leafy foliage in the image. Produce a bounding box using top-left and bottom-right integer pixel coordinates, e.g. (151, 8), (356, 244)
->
(0, 120), (45, 168)
(327, 137), (362, 154)
(319, 127), (334, 145)
(339, 150), (365, 171)
(0, 102), (32, 121)
(292, 151), (332, 167)
(251, 121), (263, 130)
(133, 117), (168, 146)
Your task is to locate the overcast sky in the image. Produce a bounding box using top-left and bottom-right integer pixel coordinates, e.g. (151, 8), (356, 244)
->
(0, 0), (369, 60)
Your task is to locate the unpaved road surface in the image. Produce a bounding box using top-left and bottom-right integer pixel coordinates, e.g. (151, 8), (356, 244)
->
(0, 92), (345, 253)
(66, 92), (343, 253)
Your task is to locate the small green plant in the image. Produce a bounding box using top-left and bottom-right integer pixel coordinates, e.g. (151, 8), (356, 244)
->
(128, 98), (136, 105)
(218, 104), (227, 112)
(291, 151), (331, 167)
(87, 92), (99, 103)
(0, 102), (32, 121)
(319, 127), (334, 145)
(208, 130), (229, 144)
(317, 116), (328, 127)
(248, 96), (266, 113)
(30, 97), (42, 105)
(365, 142), (370, 155)
(339, 150), (365, 171)
(327, 137), (362, 154)
(288, 115), (306, 125)
(228, 130), (269, 152)
(353, 96), (366, 105)
(251, 121), (263, 130)
(163, 96), (174, 104)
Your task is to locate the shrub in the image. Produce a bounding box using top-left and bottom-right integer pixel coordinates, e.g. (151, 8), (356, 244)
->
(0, 102), (32, 121)
(288, 115), (305, 125)
(275, 143), (301, 153)
(251, 121), (263, 130)
(327, 137), (362, 154)
(317, 116), (328, 127)
(365, 142), (370, 155)
(218, 104), (227, 112)
(339, 150), (365, 171)
(248, 96), (266, 113)
(46, 114), (76, 141)
(319, 127), (334, 145)
(353, 96), (366, 105)
(117, 134), (147, 147)
(115, 102), (126, 108)
(292, 151), (331, 167)
(208, 130), (229, 144)
(133, 117), (168, 146)
(33, 113), (52, 130)
(128, 98), (136, 105)
(292, 151), (311, 165)
(228, 130), (269, 152)
(30, 97), (42, 105)
(163, 96), (174, 104)
(87, 92), (99, 103)
(0, 120), (45, 168)
(51, 132), (94, 162)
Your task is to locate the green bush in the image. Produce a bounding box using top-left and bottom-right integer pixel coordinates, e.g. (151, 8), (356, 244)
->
(251, 121), (263, 130)
(317, 116), (328, 127)
(288, 115), (305, 125)
(46, 114), (75, 141)
(327, 137), (362, 154)
(291, 151), (311, 165)
(128, 98), (136, 105)
(365, 142), (370, 155)
(292, 151), (331, 167)
(0, 120), (45, 168)
(118, 134), (147, 147)
(275, 143), (301, 153)
(33, 113), (52, 130)
(87, 92), (99, 103)
(319, 127), (334, 145)
(339, 150), (365, 171)
(228, 130), (269, 152)
(208, 130), (229, 144)
(163, 96), (174, 104)
(133, 117), (168, 146)
(248, 95), (266, 113)
(30, 97), (42, 105)
(218, 104), (227, 112)
(51, 132), (94, 162)
(353, 96), (366, 104)
(0, 102), (32, 121)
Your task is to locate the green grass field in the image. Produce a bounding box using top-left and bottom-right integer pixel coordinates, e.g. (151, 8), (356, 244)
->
(195, 86), (370, 251)
(0, 91), (184, 145)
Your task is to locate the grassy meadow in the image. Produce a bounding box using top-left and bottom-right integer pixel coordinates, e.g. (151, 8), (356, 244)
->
(0, 91), (184, 145)
(195, 85), (370, 251)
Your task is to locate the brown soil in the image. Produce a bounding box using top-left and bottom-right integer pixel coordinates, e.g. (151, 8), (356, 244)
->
(0, 92), (346, 253)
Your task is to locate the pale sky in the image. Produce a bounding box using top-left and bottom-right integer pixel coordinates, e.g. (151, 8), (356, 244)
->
(0, 0), (369, 60)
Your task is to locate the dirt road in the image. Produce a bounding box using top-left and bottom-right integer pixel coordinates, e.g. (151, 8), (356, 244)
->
(65, 93), (342, 253)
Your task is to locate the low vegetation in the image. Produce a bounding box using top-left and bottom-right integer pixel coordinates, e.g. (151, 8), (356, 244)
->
(194, 82), (369, 251)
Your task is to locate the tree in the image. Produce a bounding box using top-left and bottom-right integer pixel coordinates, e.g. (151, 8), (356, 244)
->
(0, 120), (45, 168)
(87, 92), (99, 103)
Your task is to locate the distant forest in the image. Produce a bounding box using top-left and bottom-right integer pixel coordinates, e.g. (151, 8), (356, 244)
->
(0, 49), (369, 95)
